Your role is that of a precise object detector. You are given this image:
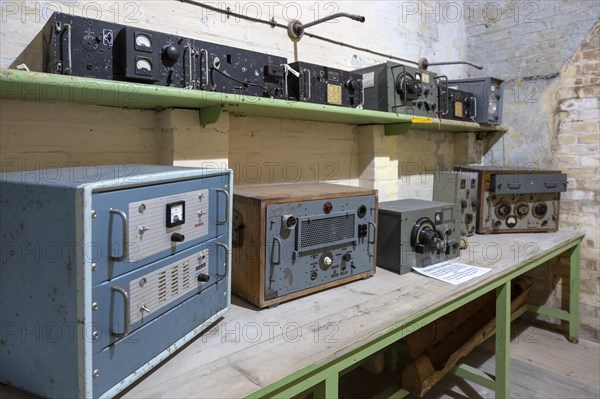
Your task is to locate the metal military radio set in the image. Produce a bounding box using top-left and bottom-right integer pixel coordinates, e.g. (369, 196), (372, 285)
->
(1, 11), (567, 399)
(21, 12), (504, 123)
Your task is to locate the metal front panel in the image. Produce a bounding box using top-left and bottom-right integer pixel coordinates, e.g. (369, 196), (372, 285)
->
(377, 200), (461, 273)
(448, 77), (504, 124)
(481, 191), (560, 232)
(355, 62), (439, 116)
(287, 61), (364, 108)
(491, 173), (568, 194)
(433, 171), (479, 237)
(92, 280), (228, 397)
(127, 189), (209, 261)
(91, 236), (226, 354)
(91, 175), (228, 285)
(264, 195), (376, 300)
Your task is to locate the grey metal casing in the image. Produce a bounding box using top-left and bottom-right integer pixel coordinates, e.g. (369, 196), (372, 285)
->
(354, 62), (439, 117)
(0, 165), (233, 399)
(264, 195), (377, 300)
(377, 199), (461, 274)
(447, 77), (504, 125)
(432, 171), (479, 236)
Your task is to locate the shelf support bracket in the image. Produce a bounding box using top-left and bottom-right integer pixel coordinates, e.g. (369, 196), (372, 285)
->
(384, 123), (413, 136)
(199, 105), (223, 126)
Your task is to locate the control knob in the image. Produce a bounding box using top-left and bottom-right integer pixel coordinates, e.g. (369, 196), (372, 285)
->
(163, 45), (181, 61)
(171, 233), (185, 242)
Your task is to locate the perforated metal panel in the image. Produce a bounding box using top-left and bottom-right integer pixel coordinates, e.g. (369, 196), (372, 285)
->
(299, 214), (356, 251)
(129, 249), (209, 324)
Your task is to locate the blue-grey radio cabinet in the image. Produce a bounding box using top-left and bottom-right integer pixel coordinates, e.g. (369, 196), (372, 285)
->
(0, 165), (233, 398)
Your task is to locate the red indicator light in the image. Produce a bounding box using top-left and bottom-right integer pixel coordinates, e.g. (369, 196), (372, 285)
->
(323, 202), (333, 214)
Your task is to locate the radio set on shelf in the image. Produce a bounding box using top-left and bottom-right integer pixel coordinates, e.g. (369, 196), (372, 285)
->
(433, 170), (480, 237)
(377, 199), (461, 275)
(355, 62), (445, 117)
(438, 87), (477, 122)
(454, 166), (567, 234)
(0, 165), (233, 399)
(38, 12), (287, 98)
(231, 183), (377, 308)
(286, 61), (364, 108)
(447, 77), (504, 125)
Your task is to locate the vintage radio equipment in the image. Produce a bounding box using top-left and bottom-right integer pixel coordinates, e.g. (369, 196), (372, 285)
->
(433, 171), (479, 237)
(455, 166), (567, 233)
(377, 199), (461, 275)
(0, 165), (232, 398)
(354, 62), (444, 117)
(438, 87), (477, 122)
(286, 61), (364, 108)
(447, 77), (504, 125)
(35, 12), (287, 97)
(232, 183), (377, 308)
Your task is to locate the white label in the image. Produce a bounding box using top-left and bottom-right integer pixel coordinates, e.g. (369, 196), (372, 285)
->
(362, 71), (375, 88)
(422, 73), (430, 84)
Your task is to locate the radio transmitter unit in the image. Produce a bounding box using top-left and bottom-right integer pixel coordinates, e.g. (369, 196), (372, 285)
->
(447, 77), (504, 125)
(354, 62), (444, 117)
(34, 12), (287, 97)
(454, 166), (567, 233)
(232, 183), (377, 308)
(0, 165), (233, 398)
(438, 87), (477, 122)
(286, 61), (364, 108)
(377, 199), (461, 275)
(433, 171), (479, 237)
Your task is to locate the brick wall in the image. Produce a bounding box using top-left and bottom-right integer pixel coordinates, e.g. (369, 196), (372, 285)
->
(548, 21), (599, 341)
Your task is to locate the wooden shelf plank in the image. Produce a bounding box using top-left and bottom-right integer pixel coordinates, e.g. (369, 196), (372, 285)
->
(0, 68), (506, 134)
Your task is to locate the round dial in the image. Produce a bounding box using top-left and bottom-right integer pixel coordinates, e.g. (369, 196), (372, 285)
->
(533, 202), (548, 219)
(516, 202), (529, 218)
(495, 201), (511, 219)
(135, 34), (152, 48)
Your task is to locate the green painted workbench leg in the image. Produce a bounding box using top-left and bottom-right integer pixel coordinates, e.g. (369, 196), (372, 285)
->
(569, 243), (581, 343)
(495, 281), (511, 399)
(314, 374), (339, 399)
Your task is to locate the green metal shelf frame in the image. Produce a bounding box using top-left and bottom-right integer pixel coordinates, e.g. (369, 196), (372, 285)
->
(0, 68), (505, 136)
(245, 233), (583, 399)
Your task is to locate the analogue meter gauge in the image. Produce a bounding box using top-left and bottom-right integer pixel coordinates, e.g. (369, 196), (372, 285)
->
(166, 201), (185, 228)
(135, 34), (152, 49)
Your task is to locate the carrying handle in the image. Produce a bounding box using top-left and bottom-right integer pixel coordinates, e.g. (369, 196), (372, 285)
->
(471, 96), (478, 120)
(216, 188), (230, 225)
(200, 48), (209, 89)
(184, 45), (194, 88)
(434, 75), (449, 117)
(63, 23), (73, 75)
(367, 221), (377, 256)
(304, 69), (311, 101)
(111, 285), (130, 338)
(358, 79), (365, 109)
(109, 208), (129, 261)
(271, 237), (282, 265)
(216, 242), (229, 279)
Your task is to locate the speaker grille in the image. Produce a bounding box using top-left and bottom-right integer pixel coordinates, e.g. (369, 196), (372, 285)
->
(299, 214), (356, 251)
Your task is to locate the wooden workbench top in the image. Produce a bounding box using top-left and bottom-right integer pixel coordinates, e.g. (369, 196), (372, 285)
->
(120, 230), (583, 398)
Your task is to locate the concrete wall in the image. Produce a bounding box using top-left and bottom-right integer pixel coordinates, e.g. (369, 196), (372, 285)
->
(465, 1), (599, 341)
(465, 0), (599, 166)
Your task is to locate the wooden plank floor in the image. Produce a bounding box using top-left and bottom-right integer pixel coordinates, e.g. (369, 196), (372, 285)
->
(340, 321), (600, 399)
